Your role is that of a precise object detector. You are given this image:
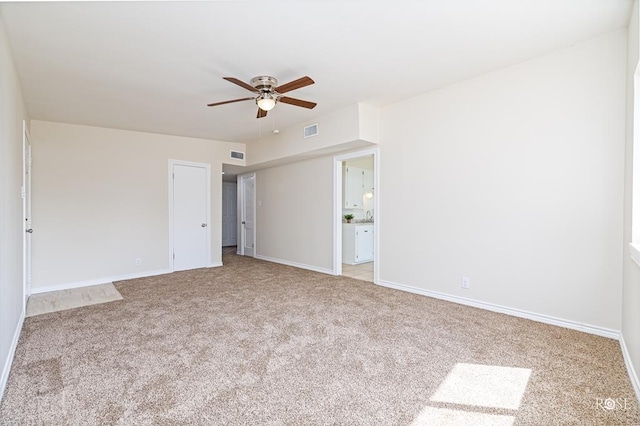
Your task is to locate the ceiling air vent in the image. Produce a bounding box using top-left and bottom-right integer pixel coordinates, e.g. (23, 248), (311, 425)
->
(304, 123), (319, 138)
(230, 150), (244, 160)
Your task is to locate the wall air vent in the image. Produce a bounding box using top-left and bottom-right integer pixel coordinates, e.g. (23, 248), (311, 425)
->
(304, 123), (319, 138)
(230, 150), (244, 160)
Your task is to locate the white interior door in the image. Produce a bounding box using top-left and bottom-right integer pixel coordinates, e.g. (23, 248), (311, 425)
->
(23, 121), (32, 305)
(222, 182), (237, 247)
(240, 174), (255, 257)
(172, 162), (210, 271)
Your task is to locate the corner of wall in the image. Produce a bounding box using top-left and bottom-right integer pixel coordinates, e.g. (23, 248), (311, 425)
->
(620, 333), (640, 402)
(358, 103), (381, 143)
(0, 310), (24, 401)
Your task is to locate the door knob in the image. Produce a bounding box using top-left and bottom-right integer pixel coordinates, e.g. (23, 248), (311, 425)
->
(201, 223), (207, 228)
(25, 228), (33, 233)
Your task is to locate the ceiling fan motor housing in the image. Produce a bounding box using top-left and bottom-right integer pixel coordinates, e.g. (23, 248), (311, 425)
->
(250, 76), (278, 92)
(251, 76), (279, 111)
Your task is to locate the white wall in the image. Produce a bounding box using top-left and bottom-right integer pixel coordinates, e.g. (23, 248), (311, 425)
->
(358, 103), (380, 143)
(30, 120), (245, 291)
(623, 0), (640, 396)
(246, 103), (377, 170)
(0, 12), (29, 399)
(379, 30), (626, 331)
(345, 156), (374, 170)
(254, 156), (334, 272)
(247, 104), (360, 166)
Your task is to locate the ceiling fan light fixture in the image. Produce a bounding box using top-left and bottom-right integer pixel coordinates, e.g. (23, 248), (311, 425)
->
(208, 75), (315, 118)
(257, 95), (276, 111)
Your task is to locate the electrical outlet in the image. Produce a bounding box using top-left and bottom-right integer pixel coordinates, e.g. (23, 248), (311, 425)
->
(135, 258), (142, 266)
(461, 277), (470, 289)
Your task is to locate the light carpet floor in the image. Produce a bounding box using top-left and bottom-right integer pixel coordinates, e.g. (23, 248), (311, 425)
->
(1, 250), (638, 425)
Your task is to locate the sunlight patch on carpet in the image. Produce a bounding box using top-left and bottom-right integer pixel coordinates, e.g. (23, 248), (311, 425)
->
(26, 283), (123, 317)
(410, 406), (514, 426)
(431, 363), (531, 409)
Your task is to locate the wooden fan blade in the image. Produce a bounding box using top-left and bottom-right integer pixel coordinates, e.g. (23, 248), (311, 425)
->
(207, 97), (254, 107)
(279, 96), (317, 109)
(257, 108), (268, 119)
(275, 76), (314, 94)
(223, 77), (258, 93)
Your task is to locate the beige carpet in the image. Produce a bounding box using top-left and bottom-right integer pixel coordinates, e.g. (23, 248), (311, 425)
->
(1, 249), (638, 425)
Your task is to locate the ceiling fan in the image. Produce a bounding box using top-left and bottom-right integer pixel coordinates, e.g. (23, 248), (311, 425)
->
(207, 75), (317, 118)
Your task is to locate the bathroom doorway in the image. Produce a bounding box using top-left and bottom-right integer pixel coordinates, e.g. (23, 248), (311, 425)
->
(334, 148), (379, 283)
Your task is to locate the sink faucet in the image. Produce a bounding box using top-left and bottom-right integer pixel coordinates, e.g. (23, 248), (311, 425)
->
(366, 210), (372, 221)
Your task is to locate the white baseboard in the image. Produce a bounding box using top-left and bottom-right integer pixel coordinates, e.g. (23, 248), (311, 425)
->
(31, 269), (172, 294)
(0, 307), (25, 402)
(254, 255), (334, 276)
(376, 279), (620, 340)
(209, 262), (223, 268)
(620, 333), (640, 403)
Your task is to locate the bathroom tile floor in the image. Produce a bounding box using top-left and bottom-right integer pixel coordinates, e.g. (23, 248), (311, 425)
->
(342, 261), (373, 282)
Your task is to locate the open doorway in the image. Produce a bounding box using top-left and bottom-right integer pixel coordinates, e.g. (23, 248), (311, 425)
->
(222, 180), (237, 248)
(238, 173), (256, 257)
(334, 148), (379, 283)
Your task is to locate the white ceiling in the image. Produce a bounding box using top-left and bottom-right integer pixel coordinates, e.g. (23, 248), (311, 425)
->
(0, 1), (632, 143)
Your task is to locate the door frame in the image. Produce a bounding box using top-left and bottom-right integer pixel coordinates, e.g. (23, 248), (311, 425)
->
(238, 172), (256, 257)
(334, 147), (380, 282)
(168, 159), (211, 272)
(22, 120), (32, 308)
(222, 181), (238, 247)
